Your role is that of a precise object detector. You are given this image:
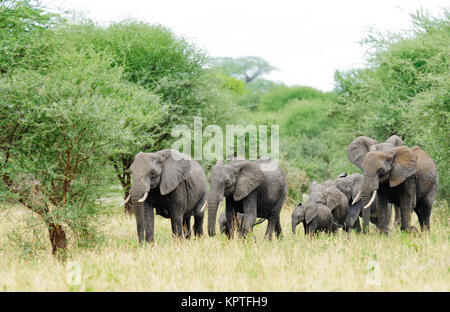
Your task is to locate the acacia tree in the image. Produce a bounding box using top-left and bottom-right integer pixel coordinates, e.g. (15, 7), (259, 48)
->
(63, 21), (244, 213)
(0, 2), (162, 255)
(210, 56), (276, 84)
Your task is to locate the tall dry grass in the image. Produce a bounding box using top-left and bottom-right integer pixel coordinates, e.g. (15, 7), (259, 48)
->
(0, 198), (448, 291)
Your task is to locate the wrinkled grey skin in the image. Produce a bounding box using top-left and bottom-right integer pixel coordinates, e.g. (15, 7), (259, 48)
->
(129, 149), (207, 243)
(218, 211), (266, 236)
(347, 135), (438, 233)
(292, 202), (333, 235)
(207, 158), (287, 240)
(305, 180), (350, 232)
(332, 173), (397, 231)
(334, 173), (375, 231)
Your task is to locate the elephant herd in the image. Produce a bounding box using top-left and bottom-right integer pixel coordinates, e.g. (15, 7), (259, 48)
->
(123, 135), (438, 243)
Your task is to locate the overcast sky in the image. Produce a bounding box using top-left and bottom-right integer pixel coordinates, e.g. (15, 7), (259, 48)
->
(49, 0), (448, 91)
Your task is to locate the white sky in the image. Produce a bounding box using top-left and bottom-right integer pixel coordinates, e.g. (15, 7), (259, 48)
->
(49, 0), (448, 91)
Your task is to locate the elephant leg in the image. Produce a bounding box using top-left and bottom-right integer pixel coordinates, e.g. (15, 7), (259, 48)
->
(331, 215), (339, 233)
(192, 195), (205, 237)
(225, 205), (235, 240)
(170, 214), (184, 238)
(416, 194), (433, 232)
(399, 181), (416, 232)
(275, 218), (283, 239)
(421, 202), (432, 232)
(265, 188), (285, 240)
(144, 202), (154, 243)
(193, 211), (204, 237)
(376, 194), (390, 234)
(241, 191), (257, 239)
(307, 219), (318, 236)
(264, 216), (278, 240)
(183, 214), (191, 239)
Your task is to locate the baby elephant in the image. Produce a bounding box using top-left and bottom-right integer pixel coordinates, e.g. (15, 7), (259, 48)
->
(218, 211), (266, 236)
(292, 202), (333, 235)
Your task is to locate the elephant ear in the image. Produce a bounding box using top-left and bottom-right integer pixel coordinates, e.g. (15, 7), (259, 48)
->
(322, 186), (342, 212)
(385, 135), (404, 147)
(158, 150), (191, 195)
(347, 136), (378, 169)
(233, 162), (264, 201)
(305, 206), (318, 224)
(388, 146), (418, 188)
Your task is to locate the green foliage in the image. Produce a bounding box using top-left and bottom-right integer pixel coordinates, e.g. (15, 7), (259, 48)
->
(0, 35), (162, 241)
(334, 9), (449, 198)
(248, 92), (355, 202)
(53, 20), (245, 196)
(217, 74), (248, 96)
(0, 0), (63, 74)
(0, 1), (167, 253)
(258, 85), (332, 111)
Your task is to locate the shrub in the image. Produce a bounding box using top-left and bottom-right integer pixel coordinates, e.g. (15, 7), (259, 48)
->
(0, 10), (163, 255)
(334, 9), (449, 198)
(259, 85), (329, 111)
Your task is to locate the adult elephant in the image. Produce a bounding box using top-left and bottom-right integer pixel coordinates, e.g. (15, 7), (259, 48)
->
(125, 149), (207, 243)
(207, 158), (287, 240)
(346, 136), (438, 233)
(335, 172), (402, 230)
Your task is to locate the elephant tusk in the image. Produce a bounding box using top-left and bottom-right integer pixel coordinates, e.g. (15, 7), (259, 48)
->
(200, 201), (207, 213)
(123, 195), (131, 205)
(363, 190), (377, 210)
(137, 192), (149, 203)
(352, 191), (362, 205)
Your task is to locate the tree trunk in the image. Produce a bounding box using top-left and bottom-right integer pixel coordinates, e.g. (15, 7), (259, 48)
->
(112, 157), (133, 214)
(48, 222), (67, 258)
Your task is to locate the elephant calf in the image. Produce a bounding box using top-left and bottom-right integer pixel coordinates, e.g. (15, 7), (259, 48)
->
(292, 202), (333, 235)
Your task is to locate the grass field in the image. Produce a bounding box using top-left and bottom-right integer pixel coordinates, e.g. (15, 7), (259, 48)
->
(0, 195), (448, 292)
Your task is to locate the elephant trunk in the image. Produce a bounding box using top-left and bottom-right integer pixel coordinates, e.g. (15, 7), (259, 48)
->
(132, 199), (145, 243)
(292, 220), (297, 234)
(360, 192), (372, 233)
(207, 201), (219, 237)
(360, 174), (378, 233)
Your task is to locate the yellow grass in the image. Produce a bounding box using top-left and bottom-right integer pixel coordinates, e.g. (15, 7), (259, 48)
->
(0, 198), (448, 291)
